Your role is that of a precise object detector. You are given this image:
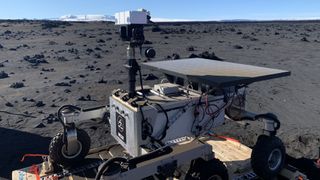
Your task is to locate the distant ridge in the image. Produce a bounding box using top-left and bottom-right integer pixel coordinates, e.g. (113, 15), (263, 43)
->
(58, 14), (320, 22)
(0, 14), (319, 22)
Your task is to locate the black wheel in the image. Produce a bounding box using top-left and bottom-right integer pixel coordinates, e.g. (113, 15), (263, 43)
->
(251, 135), (285, 179)
(186, 158), (229, 180)
(49, 129), (91, 166)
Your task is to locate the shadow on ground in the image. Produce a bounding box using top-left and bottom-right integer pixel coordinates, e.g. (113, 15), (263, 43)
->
(0, 127), (51, 179)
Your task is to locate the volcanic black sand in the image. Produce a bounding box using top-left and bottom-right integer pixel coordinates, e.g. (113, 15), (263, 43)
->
(0, 20), (320, 179)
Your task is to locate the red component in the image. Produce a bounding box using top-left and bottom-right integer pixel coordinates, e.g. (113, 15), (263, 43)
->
(20, 153), (48, 162)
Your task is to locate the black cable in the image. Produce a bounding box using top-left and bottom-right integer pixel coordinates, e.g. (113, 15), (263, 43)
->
(225, 88), (246, 120)
(95, 157), (127, 180)
(191, 93), (204, 134)
(153, 103), (169, 141)
(139, 106), (153, 139)
(139, 105), (165, 148)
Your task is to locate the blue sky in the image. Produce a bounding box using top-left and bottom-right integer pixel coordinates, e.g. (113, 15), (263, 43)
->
(1, 0), (320, 20)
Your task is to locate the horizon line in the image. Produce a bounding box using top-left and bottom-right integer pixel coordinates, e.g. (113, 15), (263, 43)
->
(1, 15), (320, 22)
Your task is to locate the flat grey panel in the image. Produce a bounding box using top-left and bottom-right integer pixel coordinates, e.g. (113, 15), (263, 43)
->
(142, 58), (290, 87)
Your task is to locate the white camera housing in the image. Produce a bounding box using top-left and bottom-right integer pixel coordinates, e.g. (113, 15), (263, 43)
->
(115, 9), (149, 25)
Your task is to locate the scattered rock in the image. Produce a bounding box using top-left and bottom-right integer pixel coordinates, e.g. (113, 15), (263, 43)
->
(97, 39), (105, 43)
(50, 104), (58, 108)
(152, 26), (162, 32)
(171, 53), (180, 60)
(189, 51), (224, 61)
(57, 56), (68, 61)
(41, 21), (71, 29)
(78, 96), (86, 101)
(179, 28), (186, 33)
(78, 95), (93, 101)
(186, 46), (195, 51)
(41, 68), (55, 72)
(55, 82), (71, 87)
(64, 89), (71, 93)
(43, 114), (58, 124)
(4, 30), (12, 35)
(108, 79), (123, 85)
(22, 97), (35, 102)
(10, 82), (25, 89)
(144, 40), (153, 44)
(301, 37), (309, 42)
(94, 53), (102, 59)
(0, 71), (9, 79)
(242, 35), (258, 41)
(98, 78), (108, 84)
(86, 65), (95, 70)
(65, 41), (74, 46)
(5, 102), (13, 107)
(48, 41), (58, 45)
(94, 47), (102, 51)
(23, 54), (48, 66)
(34, 122), (46, 128)
(144, 73), (158, 80)
(86, 48), (94, 55)
(35, 101), (45, 107)
(90, 126), (98, 130)
(233, 45), (243, 49)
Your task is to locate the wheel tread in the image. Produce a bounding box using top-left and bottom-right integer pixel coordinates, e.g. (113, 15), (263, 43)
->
(251, 135), (285, 179)
(49, 129), (90, 166)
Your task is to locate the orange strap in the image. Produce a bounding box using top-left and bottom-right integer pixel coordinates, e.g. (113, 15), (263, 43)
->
(29, 164), (40, 180)
(209, 133), (240, 143)
(316, 158), (320, 167)
(216, 135), (240, 143)
(20, 154), (48, 162)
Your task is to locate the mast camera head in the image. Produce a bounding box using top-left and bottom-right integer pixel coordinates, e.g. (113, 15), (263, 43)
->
(115, 10), (150, 46)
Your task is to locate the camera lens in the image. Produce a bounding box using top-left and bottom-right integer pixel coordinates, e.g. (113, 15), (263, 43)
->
(145, 48), (156, 58)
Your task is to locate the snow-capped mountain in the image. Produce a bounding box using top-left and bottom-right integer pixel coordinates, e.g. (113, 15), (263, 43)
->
(59, 14), (115, 22)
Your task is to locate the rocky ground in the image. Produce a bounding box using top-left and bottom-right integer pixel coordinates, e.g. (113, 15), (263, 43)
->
(0, 20), (320, 179)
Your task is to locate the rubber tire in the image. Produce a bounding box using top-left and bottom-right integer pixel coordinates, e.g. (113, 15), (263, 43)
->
(185, 158), (229, 180)
(251, 135), (285, 179)
(49, 129), (91, 166)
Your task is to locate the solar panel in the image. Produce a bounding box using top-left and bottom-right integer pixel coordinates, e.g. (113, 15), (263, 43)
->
(143, 58), (290, 87)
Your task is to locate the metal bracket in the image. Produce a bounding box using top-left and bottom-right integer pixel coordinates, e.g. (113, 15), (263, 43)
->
(65, 127), (79, 156)
(157, 160), (177, 177)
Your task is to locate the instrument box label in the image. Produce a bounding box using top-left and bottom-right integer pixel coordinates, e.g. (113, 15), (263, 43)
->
(116, 112), (126, 143)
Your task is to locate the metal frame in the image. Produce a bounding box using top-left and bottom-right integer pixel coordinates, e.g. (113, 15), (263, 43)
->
(103, 139), (213, 180)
